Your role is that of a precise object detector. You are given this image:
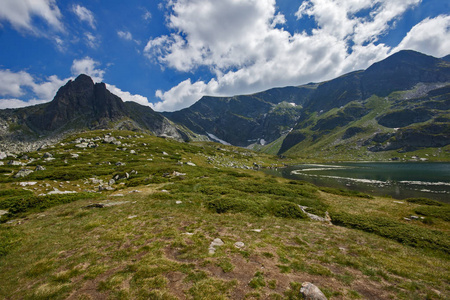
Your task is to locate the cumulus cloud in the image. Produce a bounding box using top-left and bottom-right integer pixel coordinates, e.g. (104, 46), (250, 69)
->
(394, 15), (450, 58)
(0, 69), (68, 109)
(72, 4), (96, 29)
(118, 30), (133, 41)
(0, 0), (63, 34)
(71, 57), (105, 83)
(144, 0), (424, 111)
(105, 84), (151, 106)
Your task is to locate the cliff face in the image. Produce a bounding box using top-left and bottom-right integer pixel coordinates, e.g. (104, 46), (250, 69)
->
(26, 75), (128, 132)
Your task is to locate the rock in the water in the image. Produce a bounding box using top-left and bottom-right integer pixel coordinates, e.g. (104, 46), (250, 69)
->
(14, 169), (33, 178)
(300, 282), (327, 300)
(35, 165), (46, 171)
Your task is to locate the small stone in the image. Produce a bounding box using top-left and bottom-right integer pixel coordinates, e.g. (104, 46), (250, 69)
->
(14, 169), (33, 178)
(35, 165), (46, 171)
(186, 162), (196, 166)
(162, 152), (169, 156)
(300, 282), (327, 300)
(234, 242), (245, 249)
(251, 229), (262, 232)
(19, 181), (37, 186)
(42, 152), (53, 158)
(108, 179), (115, 186)
(175, 200), (182, 204)
(128, 215), (137, 219)
(130, 150), (136, 154)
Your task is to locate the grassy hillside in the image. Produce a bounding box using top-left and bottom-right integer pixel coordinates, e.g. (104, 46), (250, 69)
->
(0, 130), (448, 299)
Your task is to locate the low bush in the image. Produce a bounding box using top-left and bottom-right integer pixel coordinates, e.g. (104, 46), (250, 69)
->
(320, 187), (373, 199)
(330, 211), (450, 253)
(406, 198), (443, 206)
(414, 206), (450, 222)
(2, 192), (102, 220)
(206, 197), (266, 217)
(267, 200), (307, 219)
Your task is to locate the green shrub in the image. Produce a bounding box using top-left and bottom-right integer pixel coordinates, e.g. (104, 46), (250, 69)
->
(3, 192), (101, 219)
(320, 187), (373, 199)
(330, 211), (450, 253)
(414, 206), (450, 222)
(206, 197), (265, 217)
(267, 200), (307, 219)
(406, 198), (443, 206)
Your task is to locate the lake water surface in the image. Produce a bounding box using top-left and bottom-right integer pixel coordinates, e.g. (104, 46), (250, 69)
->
(265, 162), (450, 203)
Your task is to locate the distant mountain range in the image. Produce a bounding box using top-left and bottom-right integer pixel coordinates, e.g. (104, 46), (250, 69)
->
(164, 50), (450, 159)
(1, 50), (449, 160)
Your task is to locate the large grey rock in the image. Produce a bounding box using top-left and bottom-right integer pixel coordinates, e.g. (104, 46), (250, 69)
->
(14, 169), (34, 178)
(209, 238), (224, 254)
(42, 152), (53, 158)
(300, 282), (327, 300)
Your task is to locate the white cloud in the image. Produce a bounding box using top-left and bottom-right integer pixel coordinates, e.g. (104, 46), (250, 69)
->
(144, 0), (425, 111)
(118, 30), (133, 41)
(0, 69), (69, 109)
(152, 78), (219, 112)
(105, 84), (151, 106)
(394, 15), (450, 58)
(72, 4), (96, 29)
(0, 70), (35, 97)
(84, 32), (99, 48)
(143, 10), (152, 21)
(71, 57), (105, 83)
(0, 98), (51, 109)
(0, 0), (63, 34)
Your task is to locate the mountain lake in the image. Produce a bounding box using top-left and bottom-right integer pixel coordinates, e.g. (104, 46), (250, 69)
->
(265, 162), (450, 203)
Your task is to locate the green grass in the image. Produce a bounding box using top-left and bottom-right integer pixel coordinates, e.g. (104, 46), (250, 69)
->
(0, 129), (448, 299)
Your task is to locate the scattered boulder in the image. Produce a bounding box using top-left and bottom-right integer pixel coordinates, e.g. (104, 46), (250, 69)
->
(209, 238), (224, 254)
(42, 152), (53, 158)
(300, 282), (327, 300)
(35, 165), (46, 171)
(186, 162), (196, 166)
(108, 179), (115, 186)
(172, 171), (186, 177)
(0, 162), (3, 166)
(21, 154), (29, 160)
(130, 150), (136, 154)
(71, 153), (79, 159)
(19, 181), (37, 186)
(0, 152), (6, 160)
(103, 136), (117, 144)
(234, 242), (245, 249)
(8, 160), (24, 166)
(14, 169), (33, 178)
(0, 210), (8, 217)
(116, 162), (125, 166)
(75, 142), (89, 148)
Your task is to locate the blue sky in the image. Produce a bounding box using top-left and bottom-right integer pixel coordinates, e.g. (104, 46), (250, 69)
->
(0, 0), (449, 111)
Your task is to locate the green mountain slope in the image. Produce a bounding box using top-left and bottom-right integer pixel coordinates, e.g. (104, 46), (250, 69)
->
(0, 130), (448, 299)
